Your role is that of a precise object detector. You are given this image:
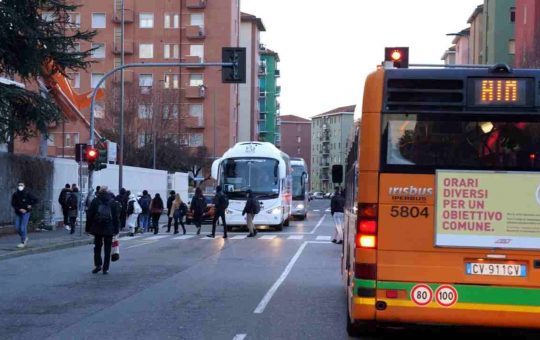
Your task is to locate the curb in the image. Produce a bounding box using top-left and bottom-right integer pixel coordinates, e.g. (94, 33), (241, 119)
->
(0, 231), (129, 261)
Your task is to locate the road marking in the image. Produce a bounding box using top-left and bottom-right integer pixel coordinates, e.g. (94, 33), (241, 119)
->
(313, 209), (320, 212)
(231, 235), (247, 240)
(121, 235), (142, 240)
(145, 235), (169, 240)
(310, 215), (326, 234)
(254, 241), (308, 314)
(325, 208), (331, 212)
(172, 235), (195, 240)
(258, 235), (276, 240)
(287, 235), (304, 240)
(125, 241), (157, 249)
(232, 334), (247, 340)
(316, 236), (332, 241)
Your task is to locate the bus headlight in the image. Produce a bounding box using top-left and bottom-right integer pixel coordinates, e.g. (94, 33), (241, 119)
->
(267, 207), (282, 215)
(296, 204), (305, 210)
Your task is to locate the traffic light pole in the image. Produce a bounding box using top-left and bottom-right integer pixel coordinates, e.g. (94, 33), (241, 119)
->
(87, 60), (236, 193)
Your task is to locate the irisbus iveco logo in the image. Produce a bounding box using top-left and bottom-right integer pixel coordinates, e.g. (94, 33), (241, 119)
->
(389, 186), (433, 202)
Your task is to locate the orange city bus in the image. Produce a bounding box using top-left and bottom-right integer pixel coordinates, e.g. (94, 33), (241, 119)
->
(343, 63), (540, 336)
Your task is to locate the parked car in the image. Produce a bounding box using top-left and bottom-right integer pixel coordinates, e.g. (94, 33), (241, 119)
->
(311, 192), (324, 199)
(185, 194), (215, 224)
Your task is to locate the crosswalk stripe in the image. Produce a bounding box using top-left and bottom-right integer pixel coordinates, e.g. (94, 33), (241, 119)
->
(172, 235), (195, 240)
(259, 235), (277, 240)
(230, 235), (247, 240)
(145, 235), (169, 240)
(121, 235), (142, 240)
(287, 235), (304, 240)
(316, 236), (332, 241)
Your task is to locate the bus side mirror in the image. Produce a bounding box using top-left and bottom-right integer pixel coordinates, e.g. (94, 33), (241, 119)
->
(332, 165), (343, 184)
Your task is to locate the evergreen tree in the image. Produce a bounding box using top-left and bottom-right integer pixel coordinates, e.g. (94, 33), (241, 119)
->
(0, 0), (95, 147)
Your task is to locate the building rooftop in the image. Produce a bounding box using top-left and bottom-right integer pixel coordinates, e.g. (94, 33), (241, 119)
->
(467, 4), (484, 24)
(279, 115), (311, 123)
(261, 48), (280, 62)
(311, 105), (356, 118)
(241, 12), (266, 31)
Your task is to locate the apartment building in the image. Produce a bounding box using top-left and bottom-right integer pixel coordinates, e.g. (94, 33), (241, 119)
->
(259, 48), (281, 146)
(279, 115), (311, 175)
(310, 105), (354, 193)
(515, 0), (540, 67)
(16, 0), (241, 160)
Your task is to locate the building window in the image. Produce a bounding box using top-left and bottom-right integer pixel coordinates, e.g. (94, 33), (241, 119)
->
(164, 74), (179, 89)
(67, 73), (80, 88)
(510, 7), (516, 23)
(67, 13), (81, 28)
(164, 13), (180, 29)
(139, 13), (154, 28)
(47, 134), (55, 146)
(164, 44), (180, 59)
(191, 13), (204, 27)
(137, 133), (151, 148)
(189, 133), (204, 147)
(91, 43), (105, 59)
(297, 147), (301, 155)
(92, 13), (106, 28)
(508, 39), (516, 54)
(95, 103), (105, 119)
(138, 104), (153, 119)
(163, 104), (179, 119)
(91, 73), (105, 88)
(139, 74), (153, 93)
(190, 45), (204, 60)
(189, 74), (204, 86)
(139, 44), (154, 59)
(189, 104), (204, 126)
(297, 136), (301, 143)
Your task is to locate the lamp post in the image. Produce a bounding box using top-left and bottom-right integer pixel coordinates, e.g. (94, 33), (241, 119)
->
(119, 0), (125, 193)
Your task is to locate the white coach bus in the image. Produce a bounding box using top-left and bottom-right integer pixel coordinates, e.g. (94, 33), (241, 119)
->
(211, 142), (292, 231)
(290, 158), (309, 220)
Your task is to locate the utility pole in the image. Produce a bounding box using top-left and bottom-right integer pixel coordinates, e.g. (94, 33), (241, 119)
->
(118, 0), (125, 193)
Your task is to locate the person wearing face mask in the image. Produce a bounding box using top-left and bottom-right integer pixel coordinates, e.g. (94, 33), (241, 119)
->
(11, 181), (38, 248)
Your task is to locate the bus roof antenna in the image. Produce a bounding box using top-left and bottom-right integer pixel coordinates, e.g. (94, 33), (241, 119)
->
(489, 63), (513, 74)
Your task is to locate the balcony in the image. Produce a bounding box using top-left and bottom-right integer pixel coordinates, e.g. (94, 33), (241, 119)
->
(186, 0), (207, 9)
(322, 147), (330, 155)
(258, 63), (266, 77)
(113, 39), (134, 54)
(185, 85), (206, 99)
(113, 70), (133, 83)
(113, 8), (134, 23)
(320, 160), (330, 168)
(276, 86), (281, 96)
(186, 25), (206, 39)
(259, 90), (266, 98)
(185, 55), (205, 68)
(185, 116), (204, 129)
(258, 121), (268, 133)
(275, 69), (280, 77)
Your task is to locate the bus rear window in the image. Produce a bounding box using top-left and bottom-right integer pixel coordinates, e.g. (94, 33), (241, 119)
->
(382, 113), (540, 171)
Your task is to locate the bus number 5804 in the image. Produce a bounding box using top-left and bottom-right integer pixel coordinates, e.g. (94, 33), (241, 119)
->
(390, 206), (429, 218)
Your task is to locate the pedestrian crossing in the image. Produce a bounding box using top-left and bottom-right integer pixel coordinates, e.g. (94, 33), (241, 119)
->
(121, 233), (333, 243)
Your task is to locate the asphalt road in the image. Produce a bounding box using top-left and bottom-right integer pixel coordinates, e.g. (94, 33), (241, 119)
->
(1, 199), (539, 340)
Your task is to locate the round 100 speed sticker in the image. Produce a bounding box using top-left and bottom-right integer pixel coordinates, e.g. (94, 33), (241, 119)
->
(410, 284), (433, 306)
(435, 285), (458, 307)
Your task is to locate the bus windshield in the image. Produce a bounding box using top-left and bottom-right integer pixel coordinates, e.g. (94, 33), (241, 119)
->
(292, 165), (305, 200)
(220, 158), (280, 199)
(383, 113), (540, 171)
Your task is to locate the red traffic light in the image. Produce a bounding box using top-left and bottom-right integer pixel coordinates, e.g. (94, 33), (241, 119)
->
(384, 47), (409, 68)
(86, 147), (98, 163)
(390, 50), (402, 61)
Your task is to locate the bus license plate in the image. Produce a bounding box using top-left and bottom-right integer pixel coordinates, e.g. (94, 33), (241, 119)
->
(466, 263), (526, 277)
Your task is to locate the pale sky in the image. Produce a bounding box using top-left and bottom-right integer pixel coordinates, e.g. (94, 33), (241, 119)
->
(240, 0), (481, 119)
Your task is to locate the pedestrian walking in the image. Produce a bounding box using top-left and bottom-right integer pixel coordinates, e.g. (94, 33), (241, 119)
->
(208, 185), (229, 238)
(138, 190), (151, 233)
(11, 181), (38, 248)
(58, 183), (71, 228)
(150, 193), (164, 235)
(66, 187), (79, 235)
(87, 186), (120, 275)
(166, 190), (176, 231)
(126, 193), (142, 237)
(169, 193), (187, 234)
(190, 187), (206, 235)
(330, 187), (345, 244)
(242, 189), (259, 237)
(115, 188), (129, 231)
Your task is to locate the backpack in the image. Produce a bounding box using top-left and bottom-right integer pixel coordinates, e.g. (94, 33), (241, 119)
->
(66, 193), (78, 210)
(216, 193), (229, 210)
(192, 196), (206, 215)
(253, 198), (261, 214)
(139, 196), (151, 213)
(95, 200), (113, 225)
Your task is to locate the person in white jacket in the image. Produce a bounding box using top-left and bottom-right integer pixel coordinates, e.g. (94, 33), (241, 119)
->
(126, 193), (142, 236)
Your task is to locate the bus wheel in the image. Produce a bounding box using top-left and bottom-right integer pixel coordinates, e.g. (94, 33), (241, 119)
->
(283, 218), (290, 227)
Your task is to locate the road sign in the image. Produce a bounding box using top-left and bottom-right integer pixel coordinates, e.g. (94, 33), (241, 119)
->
(435, 285), (458, 307)
(410, 284), (433, 306)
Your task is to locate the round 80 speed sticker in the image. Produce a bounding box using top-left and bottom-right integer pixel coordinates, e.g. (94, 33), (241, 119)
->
(410, 284), (433, 306)
(435, 285), (458, 307)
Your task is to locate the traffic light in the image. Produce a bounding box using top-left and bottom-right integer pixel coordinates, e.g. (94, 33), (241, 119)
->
(385, 47), (409, 68)
(86, 147), (98, 171)
(75, 143), (87, 163)
(95, 143), (108, 171)
(222, 47), (246, 83)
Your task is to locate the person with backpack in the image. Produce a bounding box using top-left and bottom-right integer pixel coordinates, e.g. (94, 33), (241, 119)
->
(166, 190), (176, 232)
(169, 193), (187, 234)
(207, 185), (229, 239)
(87, 186), (120, 275)
(190, 187), (206, 235)
(242, 189), (259, 238)
(66, 187), (79, 235)
(149, 193), (164, 235)
(58, 183), (71, 228)
(138, 190), (151, 233)
(11, 180), (38, 248)
(126, 193), (142, 237)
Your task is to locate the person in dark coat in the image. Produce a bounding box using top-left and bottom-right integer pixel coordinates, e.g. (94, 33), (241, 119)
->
(242, 189), (259, 237)
(190, 187), (206, 235)
(58, 183), (71, 227)
(11, 181), (38, 248)
(207, 185), (228, 238)
(66, 187), (79, 235)
(330, 186), (345, 244)
(149, 193), (164, 235)
(166, 190), (176, 232)
(115, 188), (129, 231)
(87, 186), (120, 274)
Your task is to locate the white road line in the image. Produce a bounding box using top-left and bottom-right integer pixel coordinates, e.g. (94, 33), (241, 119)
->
(145, 235), (169, 240)
(201, 236), (222, 240)
(172, 235), (195, 240)
(232, 334), (247, 340)
(125, 241), (157, 249)
(313, 209), (320, 212)
(121, 235), (142, 240)
(287, 235), (304, 240)
(230, 235), (247, 240)
(254, 242), (308, 314)
(316, 236), (332, 241)
(310, 215), (326, 234)
(258, 235), (276, 240)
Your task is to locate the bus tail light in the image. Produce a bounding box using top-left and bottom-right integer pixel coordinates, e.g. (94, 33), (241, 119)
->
(359, 220), (377, 234)
(356, 235), (376, 248)
(355, 263), (377, 280)
(357, 203), (378, 249)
